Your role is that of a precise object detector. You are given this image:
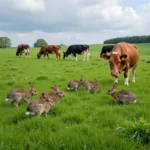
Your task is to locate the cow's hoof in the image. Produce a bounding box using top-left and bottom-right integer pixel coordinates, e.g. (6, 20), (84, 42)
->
(124, 83), (129, 86)
(114, 81), (118, 84)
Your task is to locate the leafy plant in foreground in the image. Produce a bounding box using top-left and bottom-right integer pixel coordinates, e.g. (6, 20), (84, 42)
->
(116, 117), (150, 145)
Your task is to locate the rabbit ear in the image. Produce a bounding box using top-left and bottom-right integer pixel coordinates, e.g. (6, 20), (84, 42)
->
(94, 78), (98, 81)
(94, 78), (98, 83)
(42, 93), (49, 101)
(113, 82), (118, 89)
(54, 84), (59, 91)
(29, 82), (34, 89)
(80, 76), (83, 80)
(51, 84), (58, 92)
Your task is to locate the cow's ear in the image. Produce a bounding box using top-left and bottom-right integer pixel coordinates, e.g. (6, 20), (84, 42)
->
(102, 54), (110, 60)
(120, 54), (127, 61)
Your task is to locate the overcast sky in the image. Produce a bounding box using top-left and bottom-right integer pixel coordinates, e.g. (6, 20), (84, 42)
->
(0, 0), (150, 47)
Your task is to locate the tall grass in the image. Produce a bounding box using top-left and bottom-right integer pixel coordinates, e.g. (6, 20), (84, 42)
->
(0, 44), (150, 149)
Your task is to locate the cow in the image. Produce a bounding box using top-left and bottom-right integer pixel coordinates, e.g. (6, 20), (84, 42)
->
(102, 42), (139, 86)
(100, 45), (114, 58)
(16, 44), (30, 57)
(63, 45), (90, 61)
(37, 45), (61, 59)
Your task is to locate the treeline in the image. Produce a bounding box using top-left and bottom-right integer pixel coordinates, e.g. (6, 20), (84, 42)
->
(104, 35), (150, 44)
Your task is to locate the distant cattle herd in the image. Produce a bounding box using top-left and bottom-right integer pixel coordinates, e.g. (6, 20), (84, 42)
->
(4, 42), (139, 116)
(15, 42), (139, 87)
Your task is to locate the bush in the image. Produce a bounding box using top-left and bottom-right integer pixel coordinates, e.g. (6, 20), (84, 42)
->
(36, 75), (49, 80)
(116, 117), (150, 145)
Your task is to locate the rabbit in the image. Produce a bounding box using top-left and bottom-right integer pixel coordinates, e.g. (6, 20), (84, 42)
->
(83, 78), (102, 93)
(67, 76), (84, 90)
(107, 82), (136, 104)
(40, 84), (66, 104)
(25, 93), (55, 117)
(5, 82), (37, 107)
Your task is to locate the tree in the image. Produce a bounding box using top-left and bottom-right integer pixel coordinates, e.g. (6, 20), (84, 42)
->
(34, 39), (47, 47)
(104, 35), (150, 44)
(0, 37), (11, 48)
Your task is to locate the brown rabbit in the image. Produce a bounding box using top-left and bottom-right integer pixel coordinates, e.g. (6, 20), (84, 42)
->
(107, 82), (136, 104)
(25, 93), (55, 117)
(67, 76), (84, 90)
(41, 84), (66, 104)
(5, 82), (37, 107)
(83, 78), (102, 93)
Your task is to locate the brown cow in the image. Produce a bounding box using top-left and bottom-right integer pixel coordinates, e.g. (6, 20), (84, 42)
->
(102, 42), (139, 86)
(37, 45), (61, 59)
(16, 44), (30, 57)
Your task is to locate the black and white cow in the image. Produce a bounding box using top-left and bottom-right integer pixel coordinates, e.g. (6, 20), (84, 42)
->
(100, 45), (114, 58)
(63, 45), (90, 61)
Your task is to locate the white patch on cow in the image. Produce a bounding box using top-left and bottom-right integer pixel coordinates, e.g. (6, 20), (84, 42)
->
(58, 49), (60, 54)
(24, 48), (30, 58)
(114, 78), (118, 83)
(133, 100), (136, 103)
(112, 52), (118, 55)
(124, 77), (129, 86)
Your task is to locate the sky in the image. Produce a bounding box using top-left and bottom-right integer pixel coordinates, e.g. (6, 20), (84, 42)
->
(0, 0), (150, 47)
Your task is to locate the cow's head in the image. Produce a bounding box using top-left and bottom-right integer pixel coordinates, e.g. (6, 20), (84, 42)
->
(103, 52), (127, 78)
(63, 51), (67, 59)
(100, 53), (103, 58)
(37, 53), (41, 59)
(16, 52), (19, 56)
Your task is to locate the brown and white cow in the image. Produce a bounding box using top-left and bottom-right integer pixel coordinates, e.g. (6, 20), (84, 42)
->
(37, 45), (61, 59)
(102, 42), (139, 86)
(16, 44), (30, 57)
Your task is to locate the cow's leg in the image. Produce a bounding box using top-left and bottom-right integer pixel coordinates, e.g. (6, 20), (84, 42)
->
(71, 54), (73, 60)
(86, 50), (89, 61)
(56, 53), (58, 60)
(114, 78), (118, 83)
(71, 53), (74, 60)
(83, 50), (87, 61)
(27, 49), (30, 58)
(58, 50), (61, 59)
(47, 53), (49, 59)
(132, 65), (137, 83)
(20, 53), (23, 57)
(124, 66), (130, 86)
(72, 53), (77, 61)
(56, 52), (60, 60)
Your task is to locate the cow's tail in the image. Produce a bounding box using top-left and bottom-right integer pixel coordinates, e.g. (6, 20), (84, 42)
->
(53, 45), (61, 55)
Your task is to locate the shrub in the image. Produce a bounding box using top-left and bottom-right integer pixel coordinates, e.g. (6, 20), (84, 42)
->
(36, 75), (49, 80)
(116, 117), (150, 145)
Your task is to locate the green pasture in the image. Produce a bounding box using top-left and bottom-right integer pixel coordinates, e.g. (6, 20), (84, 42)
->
(0, 43), (150, 150)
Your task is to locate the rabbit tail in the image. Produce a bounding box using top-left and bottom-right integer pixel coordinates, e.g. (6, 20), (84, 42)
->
(67, 82), (73, 90)
(25, 111), (35, 115)
(5, 97), (10, 101)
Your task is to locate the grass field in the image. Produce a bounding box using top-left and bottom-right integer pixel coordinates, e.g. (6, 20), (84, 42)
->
(0, 43), (150, 150)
